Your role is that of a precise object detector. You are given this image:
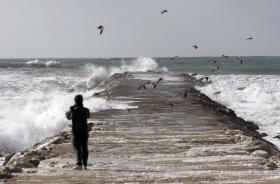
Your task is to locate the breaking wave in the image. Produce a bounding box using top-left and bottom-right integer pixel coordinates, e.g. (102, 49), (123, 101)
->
(196, 75), (280, 148)
(0, 57), (163, 155)
(26, 59), (61, 67)
(86, 57), (164, 88)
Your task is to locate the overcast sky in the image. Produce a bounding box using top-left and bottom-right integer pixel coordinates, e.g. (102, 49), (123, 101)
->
(0, 0), (279, 58)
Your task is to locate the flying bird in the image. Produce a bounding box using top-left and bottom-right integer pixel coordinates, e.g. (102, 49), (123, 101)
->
(222, 54), (229, 59)
(198, 77), (209, 82)
(161, 9), (168, 14)
(211, 66), (220, 73)
(153, 83), (157, 89)
(97, 25), (104, 35)
(156, 78), (163, 84)
(192, 45), (198, 50)
(170, 56), (178, 61)
(246, 37), (253, 40)
(232, 58), (243, 64)
(137, 84), (146, 90)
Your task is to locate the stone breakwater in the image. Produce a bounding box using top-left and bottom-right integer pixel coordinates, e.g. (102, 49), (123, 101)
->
(1, 72), (280, 184)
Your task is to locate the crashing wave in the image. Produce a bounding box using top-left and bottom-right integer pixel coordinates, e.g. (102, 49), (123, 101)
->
(196, 75), (280, 148)
(86, 57), (166, 89)
(0, 57), (164, 153)
(26, 59), (61, 67)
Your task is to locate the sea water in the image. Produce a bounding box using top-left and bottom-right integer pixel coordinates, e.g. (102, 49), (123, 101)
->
(0, 56), (280, 164)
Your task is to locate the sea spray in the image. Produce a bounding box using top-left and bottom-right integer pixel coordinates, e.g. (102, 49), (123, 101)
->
(0, 57), (161, 154)
(196, 75), (280, 148)
(86, 57), (162, 88)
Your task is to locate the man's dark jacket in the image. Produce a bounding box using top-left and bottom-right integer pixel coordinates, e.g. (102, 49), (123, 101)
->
(66, 105), (90, 134)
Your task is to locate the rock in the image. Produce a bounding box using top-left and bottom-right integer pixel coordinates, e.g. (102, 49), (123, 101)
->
(52, 137), (65, 144)
(265, 162), (278, 170)
(225, 129), (243, 135)
(3, 166), (23, 173)
(216, 106), (236, 117)
(3, 153), (16, 165)
(233, 134), (254, 145)
(269, 156), (280, 166)
(25, 169), (37, 174)
(251, 150), (269, 158)
(13, 161), (34, 168)
(0, 170), (12, 179)
(273, 135), (280, 139)
(28, 158), (40, 167)
(244, 121), (259, 130)
(260, 133), (268, 137)
(93, 92), (101, 97)
(4, 152), (24, 166)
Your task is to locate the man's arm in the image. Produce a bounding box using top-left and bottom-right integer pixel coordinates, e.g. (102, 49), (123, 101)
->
(66, 108), (73, 120)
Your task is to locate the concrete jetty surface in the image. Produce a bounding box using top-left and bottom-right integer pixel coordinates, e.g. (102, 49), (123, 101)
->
(1, 72), (280, 184)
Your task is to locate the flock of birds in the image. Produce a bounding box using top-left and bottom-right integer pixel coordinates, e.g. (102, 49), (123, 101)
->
(96, 9), (253, 74)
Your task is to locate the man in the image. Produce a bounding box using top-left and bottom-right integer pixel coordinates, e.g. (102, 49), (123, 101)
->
(66, 95), (90, 170)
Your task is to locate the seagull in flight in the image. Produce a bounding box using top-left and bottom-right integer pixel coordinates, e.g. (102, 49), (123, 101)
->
(233, 58), (243, 64)
(222, 54), (229, 59)
(170, 56), (178, 61)
(246, 37), (253, 40)
(192, 45), (198, 50)
(97, 25), (104, 35)
(161, 9), (168, 14)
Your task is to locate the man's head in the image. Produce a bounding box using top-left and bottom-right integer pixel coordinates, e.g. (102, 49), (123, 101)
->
(74, 94), (83, 106)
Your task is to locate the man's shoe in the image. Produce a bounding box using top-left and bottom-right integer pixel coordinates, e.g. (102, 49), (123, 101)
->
(83, 166), (87, 170)
(73, 166), (83, 170)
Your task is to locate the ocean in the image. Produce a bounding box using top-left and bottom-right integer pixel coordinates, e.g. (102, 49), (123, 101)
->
(0, 56), (280, 163)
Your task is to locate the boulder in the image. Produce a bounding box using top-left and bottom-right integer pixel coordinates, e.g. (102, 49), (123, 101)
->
(0, 170), (12, 179)
(251, 150), (269, 158)
(233, 134), (254, 145)
(265, 162), (278, 170)
(28, 158), (40, 167)
(269, 156), (280, 166)
(3, 166), (23, 173)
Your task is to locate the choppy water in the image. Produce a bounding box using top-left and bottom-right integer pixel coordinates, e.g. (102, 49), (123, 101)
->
(0, 56), (279, 160)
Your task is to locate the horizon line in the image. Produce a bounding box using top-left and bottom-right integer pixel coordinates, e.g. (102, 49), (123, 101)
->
(0, 55), (280, 59)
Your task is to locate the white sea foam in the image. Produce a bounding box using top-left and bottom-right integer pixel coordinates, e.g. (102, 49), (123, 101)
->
(0, 57), (159, 154)
(26, 59), (61, 67)
(196, 75), (280, 147)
